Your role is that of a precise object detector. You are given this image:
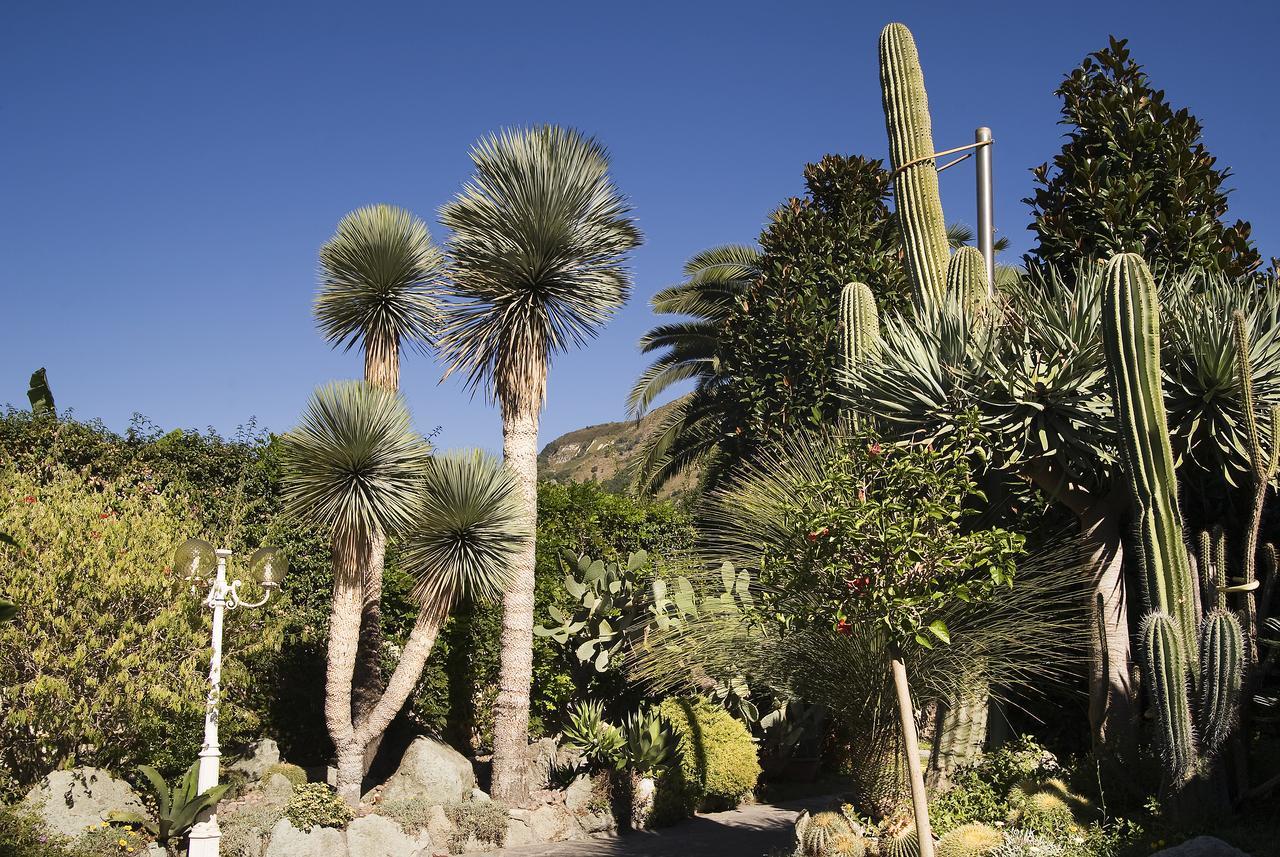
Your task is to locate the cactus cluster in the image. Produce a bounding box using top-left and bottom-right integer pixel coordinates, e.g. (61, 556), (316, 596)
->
(936, 824), (1003, 857)
(795, 810), (870, 857)
(1100, 252), (1253, 784)
(883, 827), (923, 857)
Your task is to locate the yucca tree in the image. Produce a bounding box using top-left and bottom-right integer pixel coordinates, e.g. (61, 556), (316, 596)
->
(437, 125), (640, 799)
(628, 245), (759, 494)
(314, 205), (445, 730)
(282, 381), (527, 805)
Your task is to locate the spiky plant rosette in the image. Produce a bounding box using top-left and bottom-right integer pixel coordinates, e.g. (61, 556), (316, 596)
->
(438, 125), (641, 411)
(400, 450), (528, 606)
(315, 204), (444, 353)
(630, 429), (1087, 734)
(281, 380), (432, 537)
(1162, 271), (1280, 486)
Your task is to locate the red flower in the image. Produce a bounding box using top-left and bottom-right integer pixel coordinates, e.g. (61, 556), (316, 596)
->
(806, 526), (831, 543)
(21, 495), (37, 504)
(99, 512), (114, 519)
(867, 442), (883, 457)
(836, 619), (853, 636)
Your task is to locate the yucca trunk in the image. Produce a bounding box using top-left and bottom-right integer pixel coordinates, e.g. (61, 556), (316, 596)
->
(890, 653), (935, 857)
(326, 527), (369, 807)
(491, 404), (540, 802)
(1081, 507), (1137, 753)
(352, 333), (399, 764)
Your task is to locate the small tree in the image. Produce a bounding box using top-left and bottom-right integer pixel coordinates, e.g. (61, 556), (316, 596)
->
(756, 434), (1023, 857)
(1025, 37), (1261, 279)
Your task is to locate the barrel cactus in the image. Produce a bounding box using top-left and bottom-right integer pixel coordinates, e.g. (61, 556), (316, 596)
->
(937, 824), (1003, 857)
(801, 811), (857, 856)
(883, 828), (922, 857)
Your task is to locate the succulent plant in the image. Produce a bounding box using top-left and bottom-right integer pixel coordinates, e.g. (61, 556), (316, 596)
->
(802, 811), (857, 856)
(883, 828), (922, 857)
(937, 824), (1003, 857)
(621, 707), (675, 775)
(561, 700), (624, 769)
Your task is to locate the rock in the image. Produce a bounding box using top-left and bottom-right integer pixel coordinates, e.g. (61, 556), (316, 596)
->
(1152, 837), (1252, 857)
(261, 773), (294, 807)
(346, 814), (417, 857)
(146, 845), (166, 857)
(505, 816), (535, 847)
(381, 738), (476, 806)
(527, 803), (573, 842)
(469, 787), (490, 803)
(522, 737), (559, 791)
(563, 774), (594, 815)
(423, 803), (455, 843)
(230, 739), (281, 779)
(263, 818), (348, 857)
(21, 767), (147, 839)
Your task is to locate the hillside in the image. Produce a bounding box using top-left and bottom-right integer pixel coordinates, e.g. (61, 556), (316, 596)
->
(537, 399), (698, 496)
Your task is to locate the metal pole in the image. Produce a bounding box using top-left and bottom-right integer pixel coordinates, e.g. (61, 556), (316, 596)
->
(188, 549), (230, 857)
(975, 127), (995, 296)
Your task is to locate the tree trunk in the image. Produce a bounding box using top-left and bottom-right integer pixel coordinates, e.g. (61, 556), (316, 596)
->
(490, 404), (540, 803)
(891, 653), (934, 857)
(927, 675), (989, 790)
(1080, 505), (1136, 754)
(325, 528), (367, 807)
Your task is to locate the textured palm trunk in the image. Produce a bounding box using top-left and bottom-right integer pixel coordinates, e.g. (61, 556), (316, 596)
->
(927, 675), (989, 790)
(891, 653), (934, 857)
(491, 404), (540, 803)
(326, 527), (368, 807)
(351, 334), (399, 770)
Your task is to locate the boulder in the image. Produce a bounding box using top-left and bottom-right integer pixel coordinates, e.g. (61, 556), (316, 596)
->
(21, 767), (146, 839)
(505, 815), (535, 847)
(1152, 837), (1252, 857)
(469, 787), (490, 803)
(381, 738), (476, 806)
(263, 818), (348, 857)
(527, 803), (573, 842)
(230, 739), (281, 780)
(346, 814), (417, 857)
(563, 775), (594, 815)
(522, 737), (559, 791)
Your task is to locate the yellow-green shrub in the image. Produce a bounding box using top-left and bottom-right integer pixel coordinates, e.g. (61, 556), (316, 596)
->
(0, 468), (267, 797)
(650, 697), (760, 825)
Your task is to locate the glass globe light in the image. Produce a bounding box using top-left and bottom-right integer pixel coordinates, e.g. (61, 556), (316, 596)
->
(249, 547), (287, 590)
(173, 538), (217, 583)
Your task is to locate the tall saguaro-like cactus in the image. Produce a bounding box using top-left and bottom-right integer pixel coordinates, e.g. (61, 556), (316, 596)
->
(1101, 252), (1247, 784)
(841, 281), (881, 373)
(946, 247), (989, 312)
(879, 23), (951, 309)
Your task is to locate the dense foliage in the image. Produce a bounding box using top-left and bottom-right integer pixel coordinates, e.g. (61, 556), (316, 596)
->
(713, 155), (906, 483)
(650, 697), (761, 826)
(1024, 37), (1262, 280)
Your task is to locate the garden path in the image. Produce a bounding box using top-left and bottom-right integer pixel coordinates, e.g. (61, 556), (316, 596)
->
(477, 796), (831, 857)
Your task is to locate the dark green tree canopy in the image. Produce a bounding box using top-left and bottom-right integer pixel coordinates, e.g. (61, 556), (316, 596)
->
(1024, 37), (1261, 279)
(713, 154), (905, 477)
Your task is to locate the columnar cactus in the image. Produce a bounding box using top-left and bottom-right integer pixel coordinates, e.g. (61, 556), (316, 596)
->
(879, 23), (950, 308)
(945, 247), (989, 312)
(1101, 252), (1249, 785)
(841, 281), (881, 374)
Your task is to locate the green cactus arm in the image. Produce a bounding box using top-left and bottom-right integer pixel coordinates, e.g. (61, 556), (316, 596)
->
(841, 282), (881, 376)
(1141, 611), (1197, 783)
(879, 23), (950, 308)
(1197, 608), (1244, 755)
(1101, 253), (1198, 655)
(944, 247), (989, 312)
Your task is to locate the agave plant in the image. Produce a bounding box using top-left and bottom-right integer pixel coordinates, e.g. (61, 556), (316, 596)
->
(561, 700), (624, 769)
(620, 707), (674, 775)
(109, 762), (229, 846)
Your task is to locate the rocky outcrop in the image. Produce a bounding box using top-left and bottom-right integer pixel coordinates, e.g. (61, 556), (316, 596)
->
(346, 814), (420, 857)
(21, 767), (146, 839)
(1152, 837), (1252, 857)
(263, 818), (348, 857)
(229, 739), (281, 780)
(381, 738), (477, 806)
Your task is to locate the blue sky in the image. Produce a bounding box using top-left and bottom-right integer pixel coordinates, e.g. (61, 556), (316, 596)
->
(3, 0), (1277, 454)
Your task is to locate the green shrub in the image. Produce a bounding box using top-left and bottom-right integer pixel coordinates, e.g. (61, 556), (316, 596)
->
(0, 804), (72, 857)
(219, 802), (283, 857)
(284, 783), (353, 831)
(66, 825), (153, 857)
(261, 763), (307, 787)
(443, 800), (508, 850)
(0, 468), (215, 798)
(650, 697), (760, 825)
(379, 796), (436, 835)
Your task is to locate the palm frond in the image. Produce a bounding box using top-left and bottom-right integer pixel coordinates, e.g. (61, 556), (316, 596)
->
(628, 389), (728, 494)
(438, 126), (640, 411)
(401, 450), (530, 606)
(281, 381), (431, 536)
(315, 204), (444, 353)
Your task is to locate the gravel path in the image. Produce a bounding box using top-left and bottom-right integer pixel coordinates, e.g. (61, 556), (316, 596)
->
(477, 796), (831, 857)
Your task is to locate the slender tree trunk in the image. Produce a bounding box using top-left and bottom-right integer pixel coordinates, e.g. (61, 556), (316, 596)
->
(491, 404), (540, 803)
(1080, 505), (1136, 753)
(326, 528), (368, 807)
(927, 675), (989, 790)
(891, 653), (934, 857)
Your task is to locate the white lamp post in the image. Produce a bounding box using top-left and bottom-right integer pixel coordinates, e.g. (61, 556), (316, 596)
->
(174, 539), (287, 857)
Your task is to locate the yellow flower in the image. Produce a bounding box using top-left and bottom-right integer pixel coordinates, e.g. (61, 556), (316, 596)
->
(118, 838), (129, 846)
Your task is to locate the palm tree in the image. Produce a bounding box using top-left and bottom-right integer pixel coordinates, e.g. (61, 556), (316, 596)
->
(314, 205), (444, 732)
(438, 125), (640, 800)
(282, 381), (528, 805)
(628, 246), (759, 494)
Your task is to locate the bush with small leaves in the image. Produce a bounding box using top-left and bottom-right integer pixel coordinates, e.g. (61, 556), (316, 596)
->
(261, 763), (307, 787)
(379, 797), (437, 835)
(284, 783), (353, 831)
(443, 800), (509, 851)
(219, 802), (284, 857)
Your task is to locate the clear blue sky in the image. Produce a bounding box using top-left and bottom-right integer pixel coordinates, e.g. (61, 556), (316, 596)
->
(3, 0), (1277, 454)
